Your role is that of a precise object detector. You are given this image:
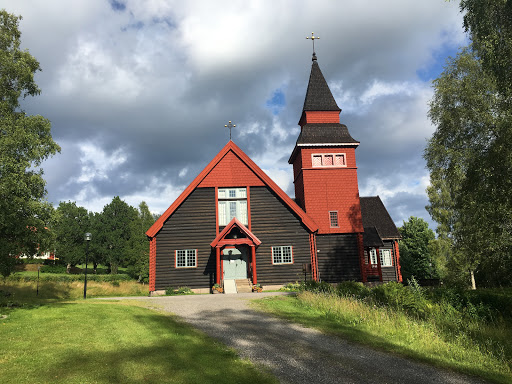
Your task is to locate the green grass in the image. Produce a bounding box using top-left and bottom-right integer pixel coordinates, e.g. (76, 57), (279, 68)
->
(254, 292), (512, 384)
(0, 301), (277, 384)
(0, 280), (148, 305)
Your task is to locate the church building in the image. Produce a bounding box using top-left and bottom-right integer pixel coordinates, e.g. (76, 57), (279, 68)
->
(146, 52), (402, 294)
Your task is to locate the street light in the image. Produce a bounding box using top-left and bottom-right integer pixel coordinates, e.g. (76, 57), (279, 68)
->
(84, 233), (92, 299)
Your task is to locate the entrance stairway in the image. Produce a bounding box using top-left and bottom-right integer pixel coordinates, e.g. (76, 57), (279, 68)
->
(235, 279), (252, 293)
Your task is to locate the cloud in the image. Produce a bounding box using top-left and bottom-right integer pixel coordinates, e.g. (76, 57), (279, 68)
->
(1, 0), (468, 230)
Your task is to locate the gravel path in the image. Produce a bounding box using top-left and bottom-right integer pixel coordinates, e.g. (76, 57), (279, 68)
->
(114, 293), (488, 384)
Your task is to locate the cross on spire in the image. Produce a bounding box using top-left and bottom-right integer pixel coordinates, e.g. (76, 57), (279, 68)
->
(306, 32), (319, 60)
(224, 120), (236, 140)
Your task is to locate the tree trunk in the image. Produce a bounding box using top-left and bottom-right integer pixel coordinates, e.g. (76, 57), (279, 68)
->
(110, 262), (118, 275)
(93, 261), (98, 274)
(470, 269), (476, 290)
(66, 263), (72, 274)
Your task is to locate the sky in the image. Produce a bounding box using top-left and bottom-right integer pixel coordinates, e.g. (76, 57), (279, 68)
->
(2, 0), (468, 229)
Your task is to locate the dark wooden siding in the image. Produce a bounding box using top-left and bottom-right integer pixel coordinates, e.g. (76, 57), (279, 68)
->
(251, 186), (312, 284)
(316, 234), (361, 282)
(154, 188), (216, 290)
(382, 240), (398, 282)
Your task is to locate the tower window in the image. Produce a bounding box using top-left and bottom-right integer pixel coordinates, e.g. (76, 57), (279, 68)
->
(329, 211), (339, 227)
(311, 153), (346, 167)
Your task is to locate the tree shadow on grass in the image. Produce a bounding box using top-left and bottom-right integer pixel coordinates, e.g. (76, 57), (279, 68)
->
(34, 311), (276, 384)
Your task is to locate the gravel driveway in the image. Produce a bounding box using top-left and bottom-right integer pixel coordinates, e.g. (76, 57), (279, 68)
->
(120, 292), (487, 384)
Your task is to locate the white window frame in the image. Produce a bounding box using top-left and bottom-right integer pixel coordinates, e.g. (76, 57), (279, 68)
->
(311, 153), (347, 168)
(369, 249), (378, 265)
(175, 249), (197, 268)
(329, 211), (339, 228)
(379, 249), (393, 267)
(218, 188), (248, 226)
(271, 246), (293, 265)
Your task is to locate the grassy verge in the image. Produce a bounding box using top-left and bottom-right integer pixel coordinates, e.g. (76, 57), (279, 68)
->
(0, 280), (148, 305)
(0, 301), (277, 384)
(254, 292), (512, 384)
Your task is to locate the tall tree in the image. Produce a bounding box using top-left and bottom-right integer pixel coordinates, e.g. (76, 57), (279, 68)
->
(97, 196), (138, 274)
(0, 10), (60, 277)
(461, 0), (512, 97)
(426, 1), (512, 287)
(398, 217), (437, 281)
(54, 201), (89, 273)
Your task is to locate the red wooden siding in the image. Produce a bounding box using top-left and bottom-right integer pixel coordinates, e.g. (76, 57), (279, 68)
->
(198, 151), (265, 188)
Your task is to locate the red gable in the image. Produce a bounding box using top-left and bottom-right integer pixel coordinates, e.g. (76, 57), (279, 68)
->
(146, 141), (318, 238)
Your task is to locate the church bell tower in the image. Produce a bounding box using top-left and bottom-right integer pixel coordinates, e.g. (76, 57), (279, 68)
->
(289, 53), (363, 235)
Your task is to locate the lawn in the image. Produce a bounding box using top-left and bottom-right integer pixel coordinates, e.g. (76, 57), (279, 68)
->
(254, 291), (512, 384)
(0, 300), (277, 384)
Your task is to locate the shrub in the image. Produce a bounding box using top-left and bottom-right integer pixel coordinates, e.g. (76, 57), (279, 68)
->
(280, 282), (302, 291)
(165, 286), (194, 295)
(369, 282), (429, 319)
(40, 265), (67, 274)
(335, 281), (370, 298)
(301, 280), (334, 294)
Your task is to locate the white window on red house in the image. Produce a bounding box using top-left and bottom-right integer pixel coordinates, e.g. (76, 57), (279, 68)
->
(334, 154), (346, 166)
(379, 249), (393, 266)
(369, 249), (378, 265)
(311, 153), (347, 168)
(176, 249), (197, 268)
(272, 246), (293, 264)
(218, 188), (248, 226)
(312, 155), (322, 166)
(329, 211), (339, 227)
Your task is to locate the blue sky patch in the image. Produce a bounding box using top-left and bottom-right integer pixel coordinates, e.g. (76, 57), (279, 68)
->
(417, 37), (462, 82)
(265, 89), (286, 115)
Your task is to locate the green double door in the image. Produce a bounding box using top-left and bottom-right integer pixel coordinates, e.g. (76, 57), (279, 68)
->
(222, 248), (248, 280)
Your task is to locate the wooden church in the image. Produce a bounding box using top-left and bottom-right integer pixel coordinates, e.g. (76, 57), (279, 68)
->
(146, 52), (402, 294)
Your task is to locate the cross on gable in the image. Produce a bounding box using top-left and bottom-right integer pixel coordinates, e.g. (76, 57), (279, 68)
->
(224, 120), (236, 140)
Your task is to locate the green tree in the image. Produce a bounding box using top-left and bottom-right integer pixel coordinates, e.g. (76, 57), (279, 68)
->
(0, 10), (60, 277)
(54, 201), (89, 273)
(426, 44), (512, 288)
(125, 201), (154, 283)
(398, 217), (437, 281)
(97, 196), (138, 274)
(461, 0), (512, 97)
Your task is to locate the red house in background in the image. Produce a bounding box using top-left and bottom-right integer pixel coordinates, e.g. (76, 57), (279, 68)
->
(146, 53), (402, 294)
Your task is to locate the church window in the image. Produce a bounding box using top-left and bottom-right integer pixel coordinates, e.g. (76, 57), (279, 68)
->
(272, 246), (293, 264)
(218, 188), (248, 226)
(176, 249), (197, 268)
(311, 153), (346, 167)
(379, 249), (393, 266)
(369, 249), (378, 265)
(329, 211), (339, 227)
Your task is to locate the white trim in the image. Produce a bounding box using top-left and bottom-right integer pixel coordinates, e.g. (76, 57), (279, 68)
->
(297, 143), (359, 146)
(175, 249), (197, 268)
(379, 249), (393, 267)
(311, 153), (347, 168)
(271, 246), (294, 265)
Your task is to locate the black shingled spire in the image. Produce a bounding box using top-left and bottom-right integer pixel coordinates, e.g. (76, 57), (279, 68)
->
(302, 56), (341, 112)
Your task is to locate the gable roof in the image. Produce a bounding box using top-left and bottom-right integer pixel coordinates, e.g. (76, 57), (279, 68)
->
(146, 140), (318, 238)
(360, 196), (401, 240)
(210, 218), (262, 248)
(303, 58), (341, 112)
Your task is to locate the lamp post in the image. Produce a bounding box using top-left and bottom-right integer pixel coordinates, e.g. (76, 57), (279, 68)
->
(84, 233), (92, 299)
